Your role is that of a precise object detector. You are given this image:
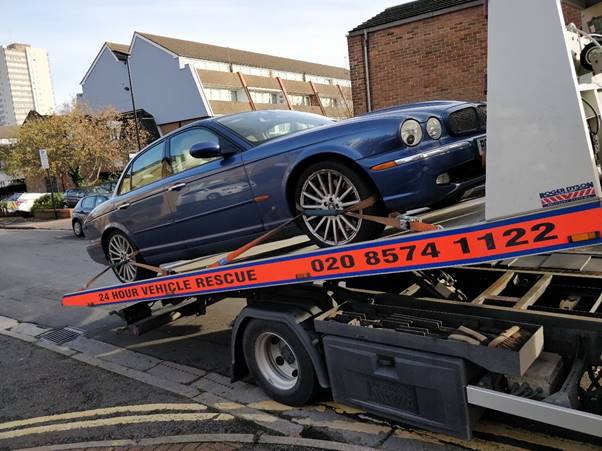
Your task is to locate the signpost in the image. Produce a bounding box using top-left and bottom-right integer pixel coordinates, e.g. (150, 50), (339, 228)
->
(39, 149), (58, 220)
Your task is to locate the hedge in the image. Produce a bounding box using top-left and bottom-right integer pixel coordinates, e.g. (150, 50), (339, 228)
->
(32, 193), (64, 211)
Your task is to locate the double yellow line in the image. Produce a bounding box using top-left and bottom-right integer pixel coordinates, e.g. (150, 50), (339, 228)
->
(0, 403), (233, 440)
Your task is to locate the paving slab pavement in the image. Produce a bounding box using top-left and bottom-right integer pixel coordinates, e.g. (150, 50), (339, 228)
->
(0, 216), (71, 230)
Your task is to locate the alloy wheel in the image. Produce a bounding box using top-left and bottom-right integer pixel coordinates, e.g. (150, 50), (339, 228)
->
(254, 332), (299, 390)
(299, 169), (362, 245)
(107, 233), (137, 282)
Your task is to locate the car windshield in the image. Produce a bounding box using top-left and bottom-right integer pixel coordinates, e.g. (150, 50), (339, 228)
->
(216, 110), (332, 145)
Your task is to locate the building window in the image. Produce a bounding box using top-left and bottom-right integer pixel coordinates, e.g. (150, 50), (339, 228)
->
(205, 88), (236, 101)
(321, 97), (338, 108)
(289, 94), (310, 106)
(306, 74), (332, 85)
(249, 90), (272, 104)
(272, 70), (303, 81)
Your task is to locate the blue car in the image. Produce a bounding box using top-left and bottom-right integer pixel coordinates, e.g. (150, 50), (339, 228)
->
(84, 101), (486, 282)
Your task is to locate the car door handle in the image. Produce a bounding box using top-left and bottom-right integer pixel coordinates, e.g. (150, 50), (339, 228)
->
(168, 182), (187, 191)
(117, 202), (130, 210)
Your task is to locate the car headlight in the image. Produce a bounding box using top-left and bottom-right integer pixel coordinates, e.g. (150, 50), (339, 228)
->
(400, 119), (423, 146)
(426, 117), (443, 140)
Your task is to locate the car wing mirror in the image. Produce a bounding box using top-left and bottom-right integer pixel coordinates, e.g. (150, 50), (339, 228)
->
(190, 141), (222, 159)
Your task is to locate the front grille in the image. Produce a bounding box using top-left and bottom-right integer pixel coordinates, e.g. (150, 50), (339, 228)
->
(448, 107), (481, 136)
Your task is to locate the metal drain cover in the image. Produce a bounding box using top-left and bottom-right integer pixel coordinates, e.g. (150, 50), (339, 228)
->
(39, 327), (84, 345)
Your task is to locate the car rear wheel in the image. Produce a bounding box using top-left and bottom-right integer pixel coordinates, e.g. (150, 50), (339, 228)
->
(72, 220), (84, 237)
(105, 231), (155, 283)
(295, 161), (384, 247)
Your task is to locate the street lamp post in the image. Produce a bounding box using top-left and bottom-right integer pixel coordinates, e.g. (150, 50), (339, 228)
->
(125, 54), (142, 151)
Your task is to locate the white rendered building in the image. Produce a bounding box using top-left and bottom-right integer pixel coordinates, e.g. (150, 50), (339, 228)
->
(0, 43), (56, 126)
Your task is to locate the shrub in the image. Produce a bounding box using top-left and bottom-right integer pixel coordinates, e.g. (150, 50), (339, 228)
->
(32, 193), (64, 211)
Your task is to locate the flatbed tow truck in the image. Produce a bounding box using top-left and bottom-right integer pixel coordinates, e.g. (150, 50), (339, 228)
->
(63, 0), (602, 441)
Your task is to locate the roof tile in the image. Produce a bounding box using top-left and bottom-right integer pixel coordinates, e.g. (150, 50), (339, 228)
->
(349, 0), (480, 33)
(138, 32), (349, 80)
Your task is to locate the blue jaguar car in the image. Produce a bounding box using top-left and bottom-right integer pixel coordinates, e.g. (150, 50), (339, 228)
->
(84, 101), (486, 282)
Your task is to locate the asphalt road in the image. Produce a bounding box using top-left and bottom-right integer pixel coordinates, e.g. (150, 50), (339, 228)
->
(0, 227), (243, 374)
(0, 334), (265, 451)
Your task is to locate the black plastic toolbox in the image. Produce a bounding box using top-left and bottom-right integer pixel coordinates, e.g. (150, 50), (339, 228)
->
(322, 335), (477, 439)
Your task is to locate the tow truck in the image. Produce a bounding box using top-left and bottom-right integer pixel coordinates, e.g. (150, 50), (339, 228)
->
(63, 0), (602, 440)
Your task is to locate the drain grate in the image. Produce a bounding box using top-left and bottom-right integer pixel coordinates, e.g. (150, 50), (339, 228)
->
(39, 327), (84, 345)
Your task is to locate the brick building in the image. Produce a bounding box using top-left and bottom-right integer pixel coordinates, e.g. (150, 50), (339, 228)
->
(347, 0), (583, 114)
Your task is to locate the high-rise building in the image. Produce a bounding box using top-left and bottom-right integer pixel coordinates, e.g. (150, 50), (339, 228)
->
(0, 43), (55, 126)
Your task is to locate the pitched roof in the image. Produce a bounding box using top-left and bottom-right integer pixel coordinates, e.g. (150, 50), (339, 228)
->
(106, 42), (129, 54)
(137, 32), (349, 80)
(106, 42), (129, 61)
(349, 0), (481, 33)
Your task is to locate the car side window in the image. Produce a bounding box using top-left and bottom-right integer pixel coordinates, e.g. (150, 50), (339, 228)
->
(118, 141), (167, 195)
(169, 128), (228, 174)
(95, 196), (108, 207)
(81, 197), (95, 210)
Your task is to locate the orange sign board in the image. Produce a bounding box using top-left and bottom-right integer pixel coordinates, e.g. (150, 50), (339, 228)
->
(63, 202), (602, 308)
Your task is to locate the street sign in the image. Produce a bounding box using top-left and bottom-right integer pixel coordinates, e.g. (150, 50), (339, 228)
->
(39, 149), (49, 170)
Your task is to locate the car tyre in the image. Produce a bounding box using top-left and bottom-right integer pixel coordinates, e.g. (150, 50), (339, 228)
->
(243, 319), (318, 406)
(72, 219), (84, 237)
(104, 230), (155, 283)
(295, 160), (384, 247)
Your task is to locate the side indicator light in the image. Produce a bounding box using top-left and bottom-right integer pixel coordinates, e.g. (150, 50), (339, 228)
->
(371, 161), (398, 171)
(254, 195), (270, 203)
(568, 231), (601, 243)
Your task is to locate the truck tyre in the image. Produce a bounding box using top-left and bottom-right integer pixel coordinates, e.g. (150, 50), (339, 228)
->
(295, 160), (384, 247)
(243, 319), (318, 406)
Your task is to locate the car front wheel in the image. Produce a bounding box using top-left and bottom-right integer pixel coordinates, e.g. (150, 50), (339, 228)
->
(295, 161), (384, 247)
(105, 231), (155, 283)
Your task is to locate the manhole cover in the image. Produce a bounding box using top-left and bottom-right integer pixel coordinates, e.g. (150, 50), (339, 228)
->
(39, 327), (84, 345)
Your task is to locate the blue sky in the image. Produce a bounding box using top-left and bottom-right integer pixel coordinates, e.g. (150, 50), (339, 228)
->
(2, 0), (404, 108)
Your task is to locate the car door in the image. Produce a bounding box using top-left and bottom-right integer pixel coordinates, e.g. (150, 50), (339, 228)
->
(112, 140), (175, 252)
(165, 126), (263, 252)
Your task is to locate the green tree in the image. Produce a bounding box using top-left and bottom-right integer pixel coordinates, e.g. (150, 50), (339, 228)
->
(6, 103), (150, 187)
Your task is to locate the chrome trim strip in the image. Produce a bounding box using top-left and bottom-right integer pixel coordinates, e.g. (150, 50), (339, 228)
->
(394, 143), (466, 165)
(466, 385), (602, 437)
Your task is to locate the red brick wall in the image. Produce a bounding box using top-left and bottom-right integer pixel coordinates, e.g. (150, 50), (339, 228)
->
(348, 1), (583, 114)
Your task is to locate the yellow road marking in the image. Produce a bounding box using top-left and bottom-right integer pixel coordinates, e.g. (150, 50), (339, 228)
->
(239, 413), (279, 423)
(393, 428), (523, 451)
(474, 421), (600, 451)
(246, 400), (292, 411)
(0, 403), (206, 431)
(292, 417), (391, 435)
(0, 413), (233, 440)
(214, 402), (245, 410)
(319, 401), (364, 415)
